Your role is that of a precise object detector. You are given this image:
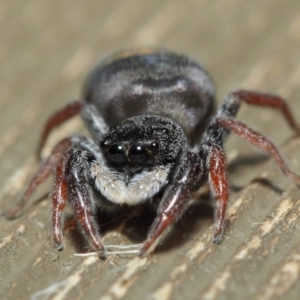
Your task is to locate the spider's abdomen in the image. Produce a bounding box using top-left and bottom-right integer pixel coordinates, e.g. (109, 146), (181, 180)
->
(83, 49), (216, 147)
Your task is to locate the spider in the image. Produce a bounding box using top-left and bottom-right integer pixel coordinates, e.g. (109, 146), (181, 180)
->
(5, 49), (300, 258)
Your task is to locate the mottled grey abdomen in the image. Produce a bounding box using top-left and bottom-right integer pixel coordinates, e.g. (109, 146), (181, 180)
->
(82, 49), (216, 147)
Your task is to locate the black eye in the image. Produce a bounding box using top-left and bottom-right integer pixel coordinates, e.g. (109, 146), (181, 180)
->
(108, 145), (126, 162)
(128, 145), (148, 163)
(100, 139), (109, 148)
(150, 141), (159, 153)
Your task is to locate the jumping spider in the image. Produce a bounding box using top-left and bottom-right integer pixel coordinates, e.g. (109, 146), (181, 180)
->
(5, 49), (300, 258)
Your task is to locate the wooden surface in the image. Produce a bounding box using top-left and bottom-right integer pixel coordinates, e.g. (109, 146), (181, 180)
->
(1, 1), (300, 299)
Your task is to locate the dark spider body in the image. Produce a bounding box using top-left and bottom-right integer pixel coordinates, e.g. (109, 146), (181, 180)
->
(5, 49), (300, 258)
(83, 50), (215, 148)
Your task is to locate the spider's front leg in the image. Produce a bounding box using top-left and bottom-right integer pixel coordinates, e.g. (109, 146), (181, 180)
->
(139, 151), (204, 257)
(58, 148), (106, 258)
(5, 133), (106, 257)
(202, 142), (230, 243)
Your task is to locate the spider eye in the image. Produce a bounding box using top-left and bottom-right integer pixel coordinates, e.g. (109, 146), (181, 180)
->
(100, 139), (109, 148)
(128, 145), (148, 163)
(108, 145), (126, 162)
(162, 128), (169, 134)
(150, 141), (159, 152)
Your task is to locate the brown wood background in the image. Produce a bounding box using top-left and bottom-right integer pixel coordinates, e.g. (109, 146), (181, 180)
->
(1, 1), (300, 299)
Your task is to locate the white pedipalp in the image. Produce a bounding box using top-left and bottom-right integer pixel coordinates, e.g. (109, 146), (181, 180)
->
(91, 162), (171, 206)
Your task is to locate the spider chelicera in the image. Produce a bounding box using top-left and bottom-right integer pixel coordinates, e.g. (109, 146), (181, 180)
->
(5, 49), (300, 258)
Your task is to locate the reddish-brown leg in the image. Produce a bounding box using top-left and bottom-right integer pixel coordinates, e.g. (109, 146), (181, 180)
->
(65, 149), (106, 258)
(138, 152), (203, 257)
(37, 100), (84, 157)
(52, 153), (69, 250)
(217, 117), (300, 186)
(4, 137), (72, 220)
(232, 90), (300, 134)
(207, 144), (230, 243)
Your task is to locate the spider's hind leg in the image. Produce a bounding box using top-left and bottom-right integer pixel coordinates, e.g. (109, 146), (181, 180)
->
(37, 100), (84, 158)
(217, 90), (300, 186)
(4, 137), (73, 219)
(218, 90), (300, 133)
(202, 90), (300, 244)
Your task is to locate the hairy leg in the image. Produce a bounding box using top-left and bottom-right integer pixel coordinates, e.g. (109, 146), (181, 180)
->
(229, 90), (300, 133)
(216, 117), (300, 186)
(37, 100), (84, 157)
(4, 135), (94, 219)
(139, 152), (204, 257)
(52, 150), (70, 250)
(198, 124), (231, 244)
(65, 149), (106, 258)
(4, 137), (72, 219)
(205, 143), (230, 243)
(201, 93), (300, 243)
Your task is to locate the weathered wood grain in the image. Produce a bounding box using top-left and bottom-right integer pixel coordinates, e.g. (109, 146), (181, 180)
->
(1, 1), (300, 299)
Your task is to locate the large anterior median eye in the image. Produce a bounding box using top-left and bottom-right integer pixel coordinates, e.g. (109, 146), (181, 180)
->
(128, 145), (148, 163)
(108, 145), (126, 162)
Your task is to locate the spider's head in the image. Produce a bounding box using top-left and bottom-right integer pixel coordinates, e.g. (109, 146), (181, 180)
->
(100, 115), (187, 169)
